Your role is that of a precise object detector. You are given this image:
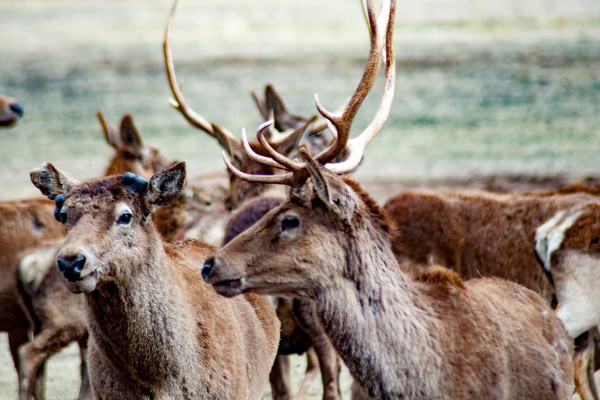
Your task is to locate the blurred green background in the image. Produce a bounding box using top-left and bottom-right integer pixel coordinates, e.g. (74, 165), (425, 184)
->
(2, 0), (600, 201)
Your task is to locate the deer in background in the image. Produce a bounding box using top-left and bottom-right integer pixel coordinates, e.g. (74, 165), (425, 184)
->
(536, 202), (600, 398)
(383, 165), (600, 400)
(30, 161), (280, 399)
(14, 111), (173, 400)
(0, 95), (24, 127)
(201, 1), (575, 396)
(163, 2), (342, 398)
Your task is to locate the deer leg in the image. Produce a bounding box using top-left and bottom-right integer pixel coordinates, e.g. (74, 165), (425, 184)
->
(294, 347), (319, 400)
(77, 334), (92, 400)
(18, 325), (86, 400)
(269, 354), (292, 400)
(574, 331), (599, 400)
(293, 299), (342, 400)
(9, 327), (39, 400)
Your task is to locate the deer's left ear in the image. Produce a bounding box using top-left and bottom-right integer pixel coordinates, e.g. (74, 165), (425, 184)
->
(144, 161), (186, 209)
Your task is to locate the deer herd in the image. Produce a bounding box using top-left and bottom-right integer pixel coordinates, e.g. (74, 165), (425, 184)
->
(2, 0), (600, 399)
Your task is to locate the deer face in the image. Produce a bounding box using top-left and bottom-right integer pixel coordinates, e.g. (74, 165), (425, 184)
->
(31, 162), (186, 294)
(535, 203), (600, 338)
(203, 167), (365, 299)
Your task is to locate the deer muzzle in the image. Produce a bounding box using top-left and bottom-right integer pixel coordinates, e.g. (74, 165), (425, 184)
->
(57, 255), (86, 282)
(202, 256), (245, 298)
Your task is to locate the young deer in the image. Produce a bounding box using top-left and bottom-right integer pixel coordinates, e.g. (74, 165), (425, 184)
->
(30, 161), (280, 399)
(202, 0), (575, 397)
(0, 95), (24, 127)
(15, 111), (173, 400)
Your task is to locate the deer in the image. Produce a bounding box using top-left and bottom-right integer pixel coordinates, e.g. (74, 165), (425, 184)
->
(382, 168), (600, 400)
(162, 2), (343, 398)
(29, 160), (280, 399)
(200, 0), (576, 396)
(535, 202), (600, 399)
(14, 111), (173, 400)
(0, 95), (24, 127)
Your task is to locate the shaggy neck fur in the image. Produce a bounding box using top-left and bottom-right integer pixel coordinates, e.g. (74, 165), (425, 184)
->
(85, 228), (207, 396)
(314, 195), (443, 399)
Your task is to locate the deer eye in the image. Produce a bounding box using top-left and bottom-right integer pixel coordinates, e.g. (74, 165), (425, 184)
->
(117, 213), (133, 225)
(281, 215), (300, 231)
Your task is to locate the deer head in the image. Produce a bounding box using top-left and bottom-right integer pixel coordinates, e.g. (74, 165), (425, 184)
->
(202, 0), (396, 298)
(30, 162), (186, 294)
(98, 110), (172, 178)
(0, 95), (24, 127)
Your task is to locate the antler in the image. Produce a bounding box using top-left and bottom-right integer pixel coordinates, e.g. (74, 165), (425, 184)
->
(163, 0), (238, 145)
(224, 0), (396, 185)
(251, 84), (329, 146)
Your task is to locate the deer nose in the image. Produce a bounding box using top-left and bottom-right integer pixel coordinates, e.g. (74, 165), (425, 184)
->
(57, 256), (86, 281)
(202, 257), (214, 282)
(9, 102), (24, 117)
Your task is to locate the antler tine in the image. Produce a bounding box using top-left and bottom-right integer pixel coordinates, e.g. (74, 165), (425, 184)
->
(241, 124), (289, 170)
(222, 151), (297, 185)
(312, 0), (390, 165)
(327, 0), (396, 175)
(163, 0), (238, 143)
(255, 122), (305, 172)
(269, 115), (318, 148)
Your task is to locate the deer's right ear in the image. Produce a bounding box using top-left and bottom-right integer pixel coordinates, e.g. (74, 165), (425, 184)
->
(145, 161), (186, 209)
(30, 163), (78, 200)
(213, 123), (244, 165)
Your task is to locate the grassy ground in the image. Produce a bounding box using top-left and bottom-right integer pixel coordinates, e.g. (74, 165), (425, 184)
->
(1, 0), (600, 398)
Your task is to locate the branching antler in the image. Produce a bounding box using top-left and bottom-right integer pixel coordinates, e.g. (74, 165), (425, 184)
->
(224, 0), (396, 185)
(163, 0), (238, 145)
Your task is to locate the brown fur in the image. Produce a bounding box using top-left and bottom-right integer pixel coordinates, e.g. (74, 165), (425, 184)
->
(385, 186), (600, 399)
(14, 112), (172, 400)
(384, 188), (600, 302)
(164, 84), (342, 399)
(0, 95), (23, 127)
(31, 163), (279, 399)
(205, 165), (575, 400)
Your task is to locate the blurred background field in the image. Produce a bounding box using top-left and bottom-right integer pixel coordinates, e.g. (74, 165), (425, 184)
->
(1, 0), (600, 398)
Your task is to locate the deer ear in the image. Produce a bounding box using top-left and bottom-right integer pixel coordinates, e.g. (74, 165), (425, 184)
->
(265, 84), (303, 132)
(30, 163), (79, 200)
(145, 162), (186, 208)
(299, 147), (331, 205)
(251, 89), (269, 121)
(212, 123), (245, 165)
(97, 110), (119, 149)
(119, 114), (144, 153)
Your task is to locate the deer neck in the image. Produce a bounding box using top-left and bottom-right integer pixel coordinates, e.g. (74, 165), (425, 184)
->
(315, 230), (443, 399)
(85, 232), (197, 382)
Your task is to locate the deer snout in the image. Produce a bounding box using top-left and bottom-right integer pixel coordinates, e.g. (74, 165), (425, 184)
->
(9, 102), (24, 117)
(57, 255), (86, 282)
(202, 257), (215, 282)
(202, 256), (245, 298)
